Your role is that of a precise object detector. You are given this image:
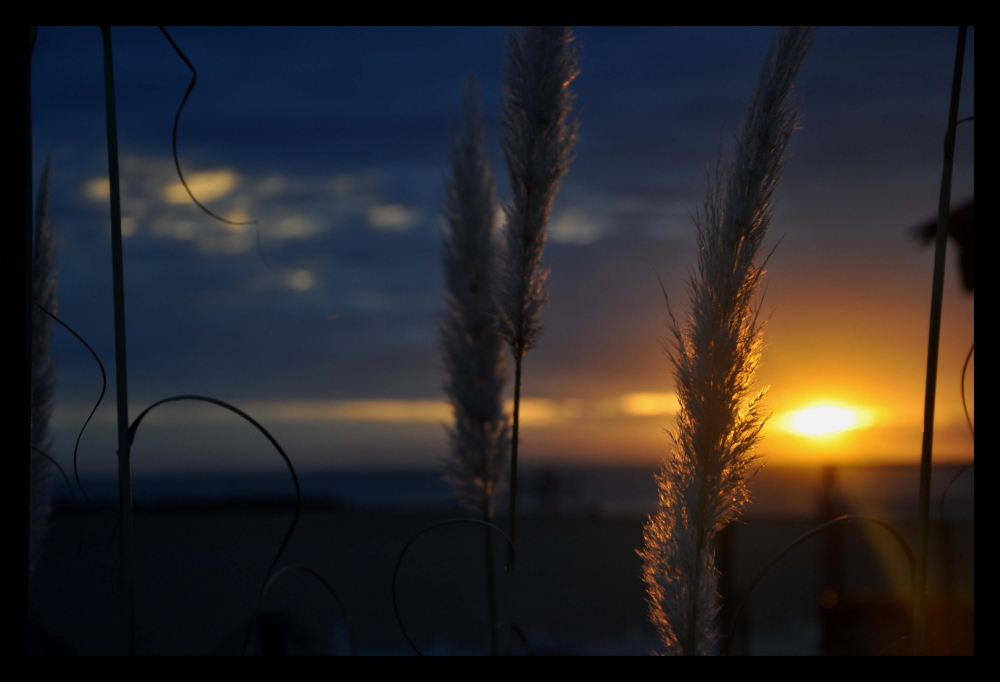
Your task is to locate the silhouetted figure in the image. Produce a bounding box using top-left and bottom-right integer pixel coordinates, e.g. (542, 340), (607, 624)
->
(914, 199), (974, 292)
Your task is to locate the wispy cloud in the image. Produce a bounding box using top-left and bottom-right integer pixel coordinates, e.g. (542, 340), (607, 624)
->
(80, 155), (428, 253)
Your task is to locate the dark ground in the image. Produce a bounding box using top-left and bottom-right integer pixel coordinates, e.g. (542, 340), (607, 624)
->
(28, 501), (973, 655)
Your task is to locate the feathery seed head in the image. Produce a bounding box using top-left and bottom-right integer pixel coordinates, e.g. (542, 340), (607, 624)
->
(440, 74), (510, 514)
(641, 26), (814, 655)
(498, 26), (580, 358)
(31, 159), (58, 573)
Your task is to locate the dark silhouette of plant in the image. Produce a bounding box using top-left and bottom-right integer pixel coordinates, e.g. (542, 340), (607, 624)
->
(496, 26), (580, 654)
(439, 73), (510, 654)
(30, 160), (57, 574)
(914, 25), (968, 648)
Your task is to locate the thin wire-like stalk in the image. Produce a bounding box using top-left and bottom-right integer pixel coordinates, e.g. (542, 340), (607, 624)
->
(252, 565), (356, 655)
(960, 341), (974, 438)
(157, 26), (269, 267)
(100, 25), (135, 656)
(32, 447), (74, 502)
(724, 515), (917, 655)
(392, 518), (515, 656)
(915, 25), (967, 648)
(34, 302), (106, 507)
(125, 394), (302, 656)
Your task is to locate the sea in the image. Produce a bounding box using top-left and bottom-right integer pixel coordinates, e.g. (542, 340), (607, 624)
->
(54, 462), (974, 520)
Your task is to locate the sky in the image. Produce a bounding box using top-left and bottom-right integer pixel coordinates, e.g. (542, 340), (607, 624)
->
(31, 26), (974, 477)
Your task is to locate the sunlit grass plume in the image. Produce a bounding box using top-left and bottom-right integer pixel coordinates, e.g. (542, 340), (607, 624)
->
(640, 26), (814, 655)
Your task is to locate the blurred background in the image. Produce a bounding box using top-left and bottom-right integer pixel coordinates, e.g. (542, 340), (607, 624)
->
(29, 26), (973, 654)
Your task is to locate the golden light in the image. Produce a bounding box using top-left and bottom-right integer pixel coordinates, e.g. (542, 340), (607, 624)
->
(621, 392), (679, 416)
(503, 398), (583, 425)
(260, 400), (451, 423)
(780, 404), (875, 437)
(164, 170), (237, 204)
(84, 177), (111, 201)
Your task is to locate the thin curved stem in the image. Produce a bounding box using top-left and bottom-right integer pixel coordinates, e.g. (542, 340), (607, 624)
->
(724, 515), (916, 655)
(253, 564), (356, 656)
(34, 302), (105, 507)
(939, 463), (973, 525)
(960, 341), (974, 439)
(126, 395), (300, 656)
(31, 447), (75, 501)
(510, 622), (532, 656)
(392, 518), (515, 656)
(157, 26), (269, 268)
(876, 634), (923, 656)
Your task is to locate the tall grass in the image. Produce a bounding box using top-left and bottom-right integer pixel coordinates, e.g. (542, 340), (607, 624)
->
(639, 26), (813, 655)
(100, 26), (136, 655)
(439, 74), (510, 654)
(30, 160), (57, 574)
(914, 25), (968, 647)
(497, 25), (579, 653)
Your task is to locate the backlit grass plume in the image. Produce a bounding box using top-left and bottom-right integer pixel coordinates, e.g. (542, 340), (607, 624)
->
(440, 74), (510, 521)
(497, 26), (579, 652)
(440, 74), (510, 654)
(640, 26), (813, 656)
(31, 159), (58, 573)
(497, 26), (579, 361)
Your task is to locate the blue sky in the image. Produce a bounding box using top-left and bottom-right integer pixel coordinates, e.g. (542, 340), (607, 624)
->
(32, 26), (974, 475)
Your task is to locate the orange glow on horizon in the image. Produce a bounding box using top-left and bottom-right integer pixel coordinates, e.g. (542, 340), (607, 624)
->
(620, 392), (679, 416)
(779, 404), (876, 437)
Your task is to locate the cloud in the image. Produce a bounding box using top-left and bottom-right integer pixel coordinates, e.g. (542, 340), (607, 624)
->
(367, 203), (422, 232)
(273, 215), (320, 239)
(164, 170), (239, 204)
(286, 269), (315, 292)
(548, 208), (605, 245)
(80, 157), (439, 256)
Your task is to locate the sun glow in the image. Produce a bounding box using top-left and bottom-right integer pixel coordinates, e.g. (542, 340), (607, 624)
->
(781, 404), (875, 437)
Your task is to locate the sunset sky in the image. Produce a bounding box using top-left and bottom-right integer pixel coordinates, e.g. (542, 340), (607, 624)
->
(32, 26), (974, 476)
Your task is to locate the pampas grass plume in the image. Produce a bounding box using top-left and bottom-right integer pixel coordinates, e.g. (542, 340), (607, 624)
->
(31, 159), (58, 573)
(440, 73), (510, 516)
(640, 26), (814, 655)
(497, 26), (579, 358)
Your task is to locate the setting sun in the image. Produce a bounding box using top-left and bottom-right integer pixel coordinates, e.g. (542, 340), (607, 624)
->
(780, 404), (875, 437)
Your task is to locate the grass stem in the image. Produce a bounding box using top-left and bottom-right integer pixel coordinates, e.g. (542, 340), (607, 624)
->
(484, 508), (498, 655)
(914, 24), (967, 649)
(504, 353), (522, 654)
(100, 26), (135, 656)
